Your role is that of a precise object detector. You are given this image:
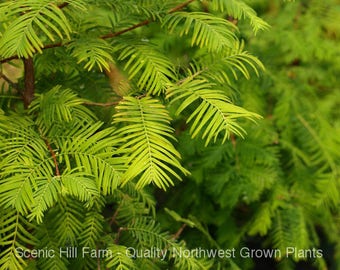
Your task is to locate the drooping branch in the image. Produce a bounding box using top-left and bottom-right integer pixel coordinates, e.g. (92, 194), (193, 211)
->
(0, 0), (195, 64)
(23, 57), (35, 109)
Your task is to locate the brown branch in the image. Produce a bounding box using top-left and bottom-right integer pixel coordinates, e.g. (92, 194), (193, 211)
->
(159, 223), (187, 259)
(114, 227), (127, 244)
(43, 42), (64, 50)
(100, 19), (150, 39)
(58, 2), (69, 9)
(0, 0), (195, 64)
(171, 223), (187, 240)
(169, 0), (195, 13)
(45, 139), (60, 176)
(109, 206), (120, 226)
(0, 56), (19, 64)
(23, 57), (35, 109)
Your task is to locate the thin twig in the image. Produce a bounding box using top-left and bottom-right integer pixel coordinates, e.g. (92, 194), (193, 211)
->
(83, 101), (119, 107)
(109, 206), (120, 226)
(114, 227), (127, 244)
(0, 55), (19, 64)
(159, 223), (187, 259)
(45, 139), (60, 176)
(58, 2), (69, 9)
(171, 223), (187, 240)
(100, 19), (150, 39)
(169, 0), (195, 13)
(0, 0), (195, 64)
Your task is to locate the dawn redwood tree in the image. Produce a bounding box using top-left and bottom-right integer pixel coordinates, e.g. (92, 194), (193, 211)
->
(0, 0), (339, 270)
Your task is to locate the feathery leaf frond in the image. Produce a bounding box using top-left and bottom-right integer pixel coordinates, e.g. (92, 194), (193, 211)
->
(167, 79), (261, 145)
(68, 38), (114, 71)
(106, 245), (136, 270)
(0, 0), (72, 58)
(116, 42), (176, 95)
(29, 86), (96, 135)
(210, 0), (270, 34)
(0, 209), (37, 270)
(114, 96), (189, 190)
(162, 12), (238, 52)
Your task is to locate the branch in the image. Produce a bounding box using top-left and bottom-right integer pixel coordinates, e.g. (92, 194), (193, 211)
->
(109, 206), (121, 226)
(0, 56), (19, 64)
(169, 0), (195, 13)
(100, 19), (150, 40)
(171, 223), (187, 240)
(23, 57), (35, 109)
(58, 2), (69, 9)
(83, 101), (119, 107)
(44, 139), (60, 176)
(114, 227), (127, 244)
(0, 0), (195, 64)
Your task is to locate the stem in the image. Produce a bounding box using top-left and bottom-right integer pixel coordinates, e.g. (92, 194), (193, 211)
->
(45, 139), (60, 176)
(171, 223), (187, 240)
(114, 227), (127, 244)
(100, 19), (150, 39)
(83, 101), (119, 107)
(23, 57), (34, 109)
(109, 206), (120, 226)
(58, 2), (69, 9)
(169, 0), (195, 13)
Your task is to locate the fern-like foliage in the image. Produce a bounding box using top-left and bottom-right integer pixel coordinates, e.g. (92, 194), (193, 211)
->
(0, 0), (76, 58)
(68, 38), (114, 71)
(114, 96), (189, 190)
(0, 0), (280, 269)
(0, 209), (37, 270)
(106, 245), (136, 270)
(115, 41), (176, 95)
(168, 79), (261, 145)
(209, 0), (270, 34)
(162, 12), (238, 52)
(0, 115), (51, 214)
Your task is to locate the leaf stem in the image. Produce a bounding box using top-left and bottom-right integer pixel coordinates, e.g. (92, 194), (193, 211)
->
(44, 139), (60, 176)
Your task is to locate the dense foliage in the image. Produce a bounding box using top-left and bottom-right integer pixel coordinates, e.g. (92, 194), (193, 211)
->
(0, 0), (339, 269)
